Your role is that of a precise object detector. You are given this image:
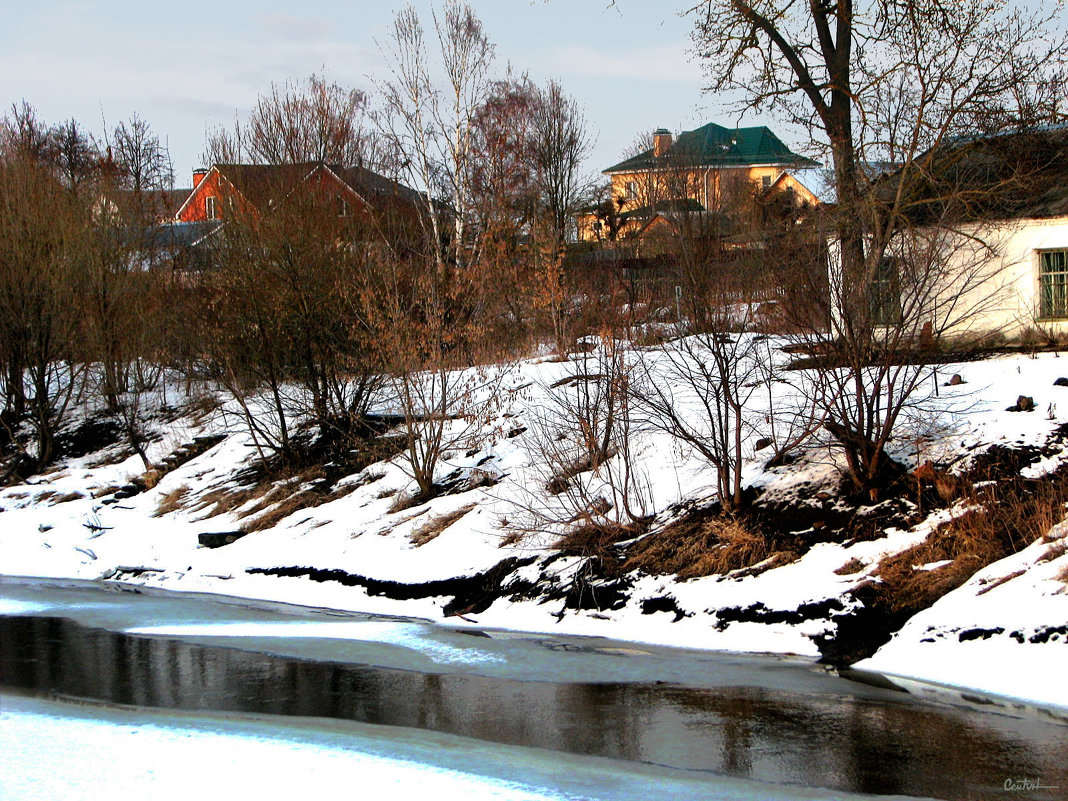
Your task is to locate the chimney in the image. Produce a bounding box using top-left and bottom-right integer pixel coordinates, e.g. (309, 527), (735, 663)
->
(653, 128), (673, 158)
(192, 168), (208, 189)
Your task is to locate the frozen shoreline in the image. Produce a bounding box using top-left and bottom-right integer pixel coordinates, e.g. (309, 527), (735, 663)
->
(3, 570), (1066, 717)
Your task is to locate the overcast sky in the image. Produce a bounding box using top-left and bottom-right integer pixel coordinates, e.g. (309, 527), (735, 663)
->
(0, 0), (793, 187)
(7, 1), (1058, 188)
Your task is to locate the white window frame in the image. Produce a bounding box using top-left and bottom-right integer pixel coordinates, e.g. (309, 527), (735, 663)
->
(205, 195), (217, 220)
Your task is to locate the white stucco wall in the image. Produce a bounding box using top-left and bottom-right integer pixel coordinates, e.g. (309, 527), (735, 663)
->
(828, 215), (1068, 343)
(940, 215), (1068, 340)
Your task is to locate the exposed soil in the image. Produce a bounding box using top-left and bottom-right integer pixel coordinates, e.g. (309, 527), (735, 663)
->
(247, 555), (537, 616)
(53, 418), (125, 460)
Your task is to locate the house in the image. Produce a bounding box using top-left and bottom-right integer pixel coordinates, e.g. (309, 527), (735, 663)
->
(93, 186), (192, 225)
(831, 125), (1068, 342)
(577, 122), (822, 242)
(174, 161), (425, 243)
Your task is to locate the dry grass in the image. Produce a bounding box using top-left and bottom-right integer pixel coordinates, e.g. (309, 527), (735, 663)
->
(388, 491), (423, 513)
(499, 530), (523, 547)
(410, 503), (476, 546)
(241, 490), (321, 532)
(140, 469), (163, 490)
(237, 467), (359, 533)
(153, 484), (190, 516)
(875, 511), (1007, 613)
(48, 491), (84, 505)
(626, 514), (794, 580)
(834, 557), (867, 575)
(874, 473), (1068, 612)
(554, 523), (640, 561)
(1039, 539), (1068, 564)
(187, 484), (267, 518)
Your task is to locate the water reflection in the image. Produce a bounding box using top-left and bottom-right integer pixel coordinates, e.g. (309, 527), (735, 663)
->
(1, 615), (1065, 800)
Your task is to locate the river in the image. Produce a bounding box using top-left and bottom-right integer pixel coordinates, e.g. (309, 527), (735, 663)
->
(1, 575), (1065, 800)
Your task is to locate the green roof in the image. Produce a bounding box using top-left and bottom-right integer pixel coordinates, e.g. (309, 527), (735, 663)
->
(604, 123), (816, 173)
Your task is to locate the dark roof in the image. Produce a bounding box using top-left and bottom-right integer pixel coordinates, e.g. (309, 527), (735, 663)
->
(105, 187), (193, 220)
(334, 165), (425, 206)
(213, 163), (320, 210)
(148, 220), (222, 249)
(605, 123), (816, 173)
(213, 162), (424, 212)
(884, 125), (1068, 224)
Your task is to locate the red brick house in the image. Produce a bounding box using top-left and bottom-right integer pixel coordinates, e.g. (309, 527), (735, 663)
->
(174, 162), (425, 239)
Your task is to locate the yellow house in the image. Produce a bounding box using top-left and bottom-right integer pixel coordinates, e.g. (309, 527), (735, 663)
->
(578, 122), (823, 242)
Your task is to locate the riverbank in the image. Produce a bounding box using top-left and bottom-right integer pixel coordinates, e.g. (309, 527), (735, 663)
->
(1, 347), (1067, 710)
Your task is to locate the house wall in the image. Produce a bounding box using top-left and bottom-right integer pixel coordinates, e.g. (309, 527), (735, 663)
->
(771, 172), (821, 207)
(577, 164), (817, 243)
(828, 215), (1068, 343)
(607, 165), (782, 212)
(950, 216), (1068, 339)
(174, 169), (251, 223)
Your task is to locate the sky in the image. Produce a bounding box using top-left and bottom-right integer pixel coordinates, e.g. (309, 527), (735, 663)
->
(0, 0), (790, 189)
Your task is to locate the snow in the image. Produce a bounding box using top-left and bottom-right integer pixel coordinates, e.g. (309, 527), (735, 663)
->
(0, 694), (918, 801)
(2, 346), (1068, 709)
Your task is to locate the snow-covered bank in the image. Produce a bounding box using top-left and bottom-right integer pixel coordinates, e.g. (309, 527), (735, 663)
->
(854, 526), (1068, 708)
(5, 693), (922, 801)
(1, 347), (1067, 709)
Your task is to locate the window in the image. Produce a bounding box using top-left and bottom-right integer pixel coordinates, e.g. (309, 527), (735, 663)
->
(338, 196), (349, 217)
(625, 180), (637, 198)
(870, 256), (902, 325)
(1040, 250), (1068, 318)
(761, 175), (772, 189)
(205, 196), (217, 220)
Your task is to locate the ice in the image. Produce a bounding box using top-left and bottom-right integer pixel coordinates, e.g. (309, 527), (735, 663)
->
(124, 620), (505, 665)
(0, 693), (926, 801)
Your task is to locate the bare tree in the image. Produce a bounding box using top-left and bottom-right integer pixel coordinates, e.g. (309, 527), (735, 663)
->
(688, 0), (1068, 493)
(530, 79), (594, 246)
(363, 247), (504, 502)
(50, 118), (99, 194)
(0, 102), (54, 164)
(111, 113), (174, 194)
(377, 0), (495, 270)
(203, 74), (386, 170)
(0, 149), (88, 476)
(513, 336), (653, 544)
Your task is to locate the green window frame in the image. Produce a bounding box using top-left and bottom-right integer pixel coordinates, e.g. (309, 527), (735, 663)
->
(1040, 250), (1068, 319)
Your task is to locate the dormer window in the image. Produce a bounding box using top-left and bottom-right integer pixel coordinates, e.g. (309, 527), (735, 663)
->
(205, 196), (217, 220)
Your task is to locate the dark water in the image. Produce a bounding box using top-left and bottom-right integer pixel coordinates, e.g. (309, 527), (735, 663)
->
(2, 612), (1067, 800)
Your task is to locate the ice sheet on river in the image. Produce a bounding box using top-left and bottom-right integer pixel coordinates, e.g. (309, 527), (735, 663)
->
(0, 693), (925, 801)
